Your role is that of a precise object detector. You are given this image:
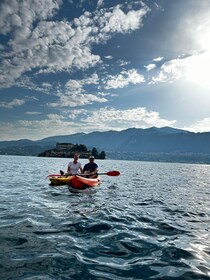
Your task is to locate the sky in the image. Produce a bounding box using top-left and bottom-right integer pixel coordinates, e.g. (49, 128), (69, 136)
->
(1, 0), (210, 141)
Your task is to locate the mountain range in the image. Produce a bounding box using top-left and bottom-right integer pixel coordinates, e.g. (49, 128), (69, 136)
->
(1, 126), (210, 164)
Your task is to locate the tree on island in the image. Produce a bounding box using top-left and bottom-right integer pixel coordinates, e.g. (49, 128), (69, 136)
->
(72, 144), (88, 153)
(91, 147), (106, 159)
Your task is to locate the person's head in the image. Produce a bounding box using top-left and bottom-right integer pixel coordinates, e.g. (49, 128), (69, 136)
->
(74, 153), (79, 161)
(89, 155), (95, 163)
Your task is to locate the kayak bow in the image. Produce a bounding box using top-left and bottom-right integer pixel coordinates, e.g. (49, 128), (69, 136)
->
(49, 175), (101, 189)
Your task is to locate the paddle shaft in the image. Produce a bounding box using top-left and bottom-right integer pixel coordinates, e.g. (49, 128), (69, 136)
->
(48, 170), (120, 177)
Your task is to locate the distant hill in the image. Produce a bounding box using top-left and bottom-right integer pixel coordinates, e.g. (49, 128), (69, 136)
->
(1, 126), (210, 164)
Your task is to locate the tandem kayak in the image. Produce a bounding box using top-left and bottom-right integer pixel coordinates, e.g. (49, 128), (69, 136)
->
(49, 175), (101, 189)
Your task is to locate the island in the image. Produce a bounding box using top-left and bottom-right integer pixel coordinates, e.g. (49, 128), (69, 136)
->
(38, 142), (106, 159)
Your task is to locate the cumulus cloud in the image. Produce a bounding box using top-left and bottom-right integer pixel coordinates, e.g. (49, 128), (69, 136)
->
(0, 0), (149, 88)
(117, 59), (130, 66)
(105, 69), (145, 89)
(48, 93), (107, 108)
(0, 106), (176, 140)
(0, 98), (25, 108)
(17, 76), (53, 93)
(99, 4), (149, 34)
(81, 73), (99, 85)
(97, 0), (104, 8)
(0, 121), (18, 140)
(0, 0), (61, 36)
(66, 109), (87, 120)
(104, 55), (113, 60)
(49, 73), (103, 107)
(150, 58), (184, 84)
(46, 113), (65, 120)
(25, 111), (41, 115)
(184, 118), (210, 133)
(65, 79), (83, 93)
(81, 107), (176, 131)
(2, 118), (76, 140)
(153, 56), (164, 62)
(144, 64), (156, 71)
(150, 51), (210, 88)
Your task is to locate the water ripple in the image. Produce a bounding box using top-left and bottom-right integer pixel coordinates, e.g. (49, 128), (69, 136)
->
(0, 156), (210, 279)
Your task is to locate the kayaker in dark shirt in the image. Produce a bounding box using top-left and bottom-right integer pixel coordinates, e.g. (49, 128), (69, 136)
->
(83, 155), (98, 178)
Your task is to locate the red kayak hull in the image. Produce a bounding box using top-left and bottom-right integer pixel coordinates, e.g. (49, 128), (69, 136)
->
(49, 175), (101, 189)
(70, 175), (101, 189)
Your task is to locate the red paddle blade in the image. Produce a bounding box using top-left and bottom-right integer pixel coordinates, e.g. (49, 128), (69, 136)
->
(106, 170), (120, 176)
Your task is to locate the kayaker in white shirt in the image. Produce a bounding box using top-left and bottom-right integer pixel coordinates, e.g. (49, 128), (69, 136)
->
(67, 153), (82, 175)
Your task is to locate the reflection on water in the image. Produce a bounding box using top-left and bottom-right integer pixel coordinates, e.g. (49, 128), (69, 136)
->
(0, 155), (210, 279)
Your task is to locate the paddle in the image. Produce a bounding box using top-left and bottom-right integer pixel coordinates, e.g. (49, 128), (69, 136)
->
(99, 170), (120, 176)
(77, 170), (120, 177)
(47, 170), (120, 178)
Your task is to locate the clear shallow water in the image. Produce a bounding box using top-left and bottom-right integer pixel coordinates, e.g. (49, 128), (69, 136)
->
(0, 155), (210, 280)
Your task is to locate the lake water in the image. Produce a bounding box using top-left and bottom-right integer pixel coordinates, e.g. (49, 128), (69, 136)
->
(0, 155), (210, 280)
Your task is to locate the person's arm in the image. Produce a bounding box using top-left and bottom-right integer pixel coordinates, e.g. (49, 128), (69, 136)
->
(79, 163), (82, 174)
(93, 166), (98, 176)
(83, 164), (87, 173)
(67, 163), (71, 175)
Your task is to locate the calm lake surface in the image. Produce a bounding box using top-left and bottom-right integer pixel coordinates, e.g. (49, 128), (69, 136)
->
(0, 155), (210, 280)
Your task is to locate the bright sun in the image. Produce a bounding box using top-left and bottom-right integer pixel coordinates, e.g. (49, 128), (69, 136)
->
(185, 51), (210, 89)
(185, 19), (210, 89)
